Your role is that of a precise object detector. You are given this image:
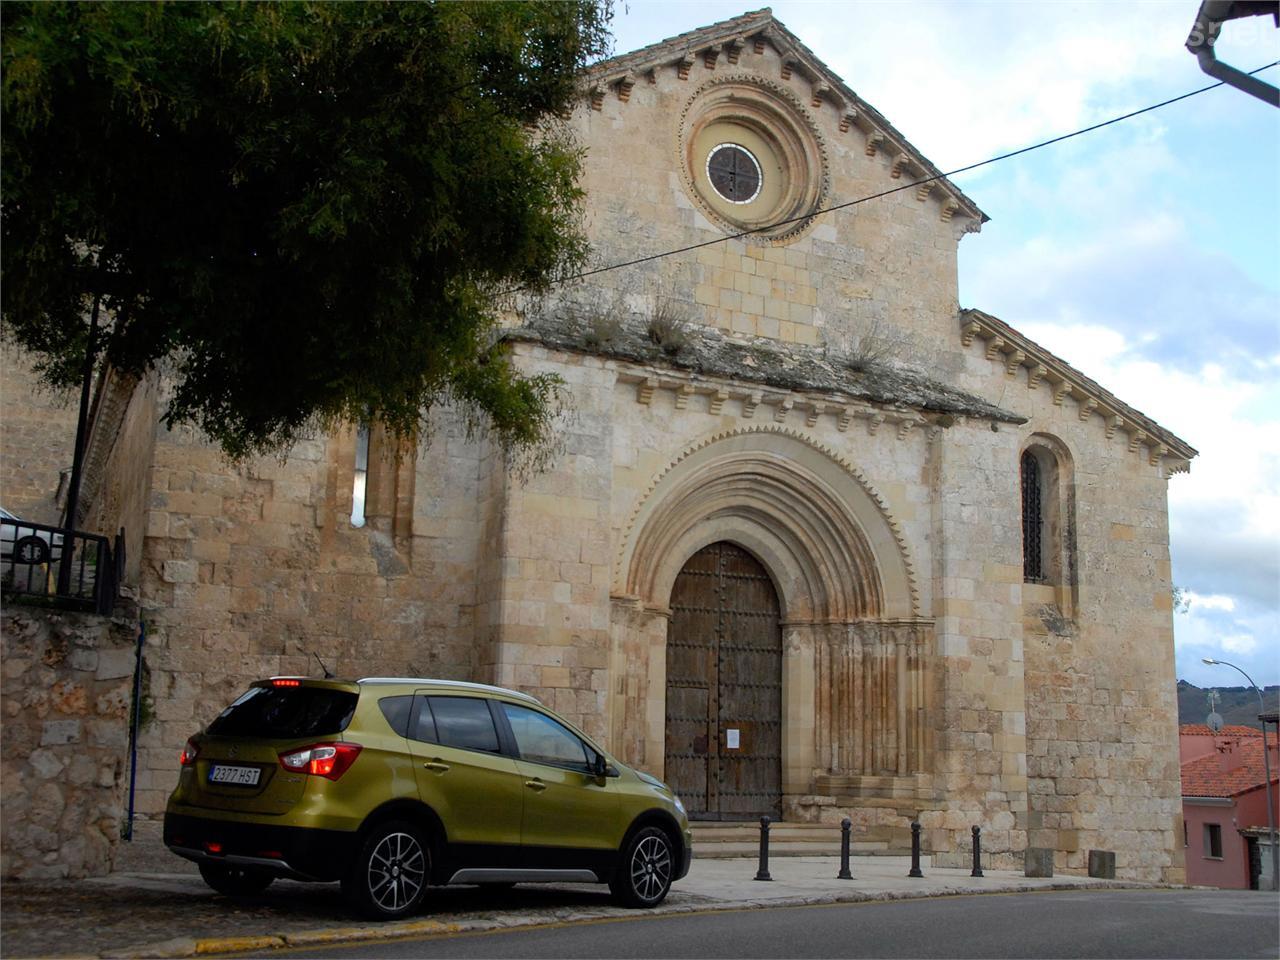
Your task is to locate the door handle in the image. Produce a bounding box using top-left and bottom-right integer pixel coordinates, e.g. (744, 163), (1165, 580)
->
(525, 779), (547, 792)
(423, 760), (450, 773)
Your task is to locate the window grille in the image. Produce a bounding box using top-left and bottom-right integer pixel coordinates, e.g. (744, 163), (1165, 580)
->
(1021, 451), (1043, 581)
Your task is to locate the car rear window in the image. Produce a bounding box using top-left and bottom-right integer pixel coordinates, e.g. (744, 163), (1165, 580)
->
(207, 685), (358, 739)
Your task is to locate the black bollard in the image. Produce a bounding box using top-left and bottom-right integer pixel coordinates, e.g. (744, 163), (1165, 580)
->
(908, 821), (924, 878)
(837, 817), (853, 880)
(754, 815), (772, 881)
(971, 825), (984, 877)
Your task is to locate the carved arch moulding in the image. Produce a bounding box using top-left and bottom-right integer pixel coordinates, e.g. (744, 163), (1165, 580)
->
(616, 426), (919, 621)
(676, 74), (830, 243)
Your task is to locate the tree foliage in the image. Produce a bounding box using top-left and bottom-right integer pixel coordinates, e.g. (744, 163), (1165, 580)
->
(2, 1), (612, 458)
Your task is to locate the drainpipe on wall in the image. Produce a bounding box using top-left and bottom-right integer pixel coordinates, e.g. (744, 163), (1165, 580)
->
(124, 620), (145, 842)
(1186, 0), (1280, 107)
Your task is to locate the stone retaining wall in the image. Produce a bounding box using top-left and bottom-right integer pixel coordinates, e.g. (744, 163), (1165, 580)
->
(1, 602), (140, 879)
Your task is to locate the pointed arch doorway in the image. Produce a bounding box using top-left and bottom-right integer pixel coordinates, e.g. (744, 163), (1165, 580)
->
(664, 541), (782, 820)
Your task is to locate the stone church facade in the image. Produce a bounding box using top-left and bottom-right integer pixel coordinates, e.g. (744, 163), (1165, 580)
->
(2, 11), (1193, 882)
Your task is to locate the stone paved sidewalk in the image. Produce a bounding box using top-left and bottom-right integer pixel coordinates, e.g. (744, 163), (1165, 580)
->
(0, 821), (1152, 959)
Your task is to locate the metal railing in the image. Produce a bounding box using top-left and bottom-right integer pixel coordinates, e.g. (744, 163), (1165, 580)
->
(0, 517), (123, 615)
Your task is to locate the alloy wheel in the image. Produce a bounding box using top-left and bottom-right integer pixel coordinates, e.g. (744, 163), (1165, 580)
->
(366, 830), (426, 913)
(629, 833), (672, 903)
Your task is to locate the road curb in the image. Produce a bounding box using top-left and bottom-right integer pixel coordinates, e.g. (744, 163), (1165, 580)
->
(99, 880), (1163, 958)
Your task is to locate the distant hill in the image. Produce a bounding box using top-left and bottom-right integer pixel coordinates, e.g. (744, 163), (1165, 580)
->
(1177, 680), (1280, 732)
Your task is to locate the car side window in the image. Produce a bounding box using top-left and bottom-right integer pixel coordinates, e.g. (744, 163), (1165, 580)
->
(502, 702), (591, 772)
(426, 696), (500, 753)
(378, 695), (413, 737)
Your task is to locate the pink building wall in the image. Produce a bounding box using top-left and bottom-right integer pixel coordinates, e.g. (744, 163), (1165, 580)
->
(1183, 795), (1253, 888)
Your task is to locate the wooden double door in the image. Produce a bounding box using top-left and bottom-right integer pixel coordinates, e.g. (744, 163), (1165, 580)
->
(664, 541), (782, 820)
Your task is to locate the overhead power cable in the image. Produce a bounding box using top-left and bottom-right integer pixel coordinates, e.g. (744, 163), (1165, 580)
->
(545, 60), (1279, 288)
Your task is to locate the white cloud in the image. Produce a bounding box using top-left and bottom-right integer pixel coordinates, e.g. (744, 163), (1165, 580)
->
(1185, 592), (1237, 613)
(1220, 634), (1260, 656)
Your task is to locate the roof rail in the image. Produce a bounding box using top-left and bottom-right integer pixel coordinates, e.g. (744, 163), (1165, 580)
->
(356, 678), (541, 704)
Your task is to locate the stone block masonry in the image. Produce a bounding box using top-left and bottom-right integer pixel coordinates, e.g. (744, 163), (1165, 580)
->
(1, 603), (140, 879)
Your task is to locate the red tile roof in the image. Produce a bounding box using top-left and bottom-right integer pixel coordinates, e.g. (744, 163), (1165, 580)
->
(1181, 739), (1279, 798)
(1179, 723), (1262, 738)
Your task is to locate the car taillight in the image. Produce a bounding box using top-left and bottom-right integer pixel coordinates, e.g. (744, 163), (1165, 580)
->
(278, 742), (362, 780)
(179, 738), (200, 766)
(271, 678), (301, 687)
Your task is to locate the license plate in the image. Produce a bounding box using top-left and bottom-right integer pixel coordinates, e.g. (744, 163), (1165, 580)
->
(208, 764), (261, 786)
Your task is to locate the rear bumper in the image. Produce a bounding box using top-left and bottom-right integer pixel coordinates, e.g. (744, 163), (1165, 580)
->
(164, 812), (356, 882)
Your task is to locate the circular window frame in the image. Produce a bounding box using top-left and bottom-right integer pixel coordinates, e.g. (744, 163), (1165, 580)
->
(706, 143), (763, 205)
(678, 75), (829, 243)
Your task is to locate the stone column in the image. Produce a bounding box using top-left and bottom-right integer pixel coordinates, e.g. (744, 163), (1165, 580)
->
(781, 621), (818, 796)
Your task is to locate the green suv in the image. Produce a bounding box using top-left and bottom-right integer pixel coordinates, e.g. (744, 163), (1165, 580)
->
(164, 677), (691, 919)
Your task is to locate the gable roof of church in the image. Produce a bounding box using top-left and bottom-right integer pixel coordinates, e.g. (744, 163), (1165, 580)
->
(960, 307), (1198, 468)
(587, 8), (987, 225)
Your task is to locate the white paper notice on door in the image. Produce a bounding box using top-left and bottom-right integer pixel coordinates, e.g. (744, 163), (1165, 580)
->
(726, 728), (740, 750)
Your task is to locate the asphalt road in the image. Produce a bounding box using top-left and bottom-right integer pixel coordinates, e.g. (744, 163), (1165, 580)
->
(277, 889), (1279, 959)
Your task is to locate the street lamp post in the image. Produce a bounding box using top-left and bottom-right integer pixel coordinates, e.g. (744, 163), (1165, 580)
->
(1202, 657), (1278, 891)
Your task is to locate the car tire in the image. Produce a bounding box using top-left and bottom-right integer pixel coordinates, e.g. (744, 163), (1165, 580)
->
(342, 820), (430, 920)
(609, 825), (675, 908)
(198, 862), (274, 897)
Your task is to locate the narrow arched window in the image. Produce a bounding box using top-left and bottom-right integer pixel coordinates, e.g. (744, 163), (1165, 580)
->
(1021, 450), (1043, 581)
(350, 423), (370, 528)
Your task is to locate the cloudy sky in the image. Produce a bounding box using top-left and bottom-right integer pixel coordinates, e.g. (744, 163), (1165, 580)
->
(607, 1), (1279, 691)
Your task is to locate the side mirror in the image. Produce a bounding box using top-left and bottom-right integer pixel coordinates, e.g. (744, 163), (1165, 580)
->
(592, 752), (608, 778)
